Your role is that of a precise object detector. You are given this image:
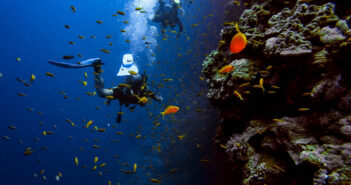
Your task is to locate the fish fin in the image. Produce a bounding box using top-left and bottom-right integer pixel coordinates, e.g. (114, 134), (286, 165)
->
(235, 23), (240, 33)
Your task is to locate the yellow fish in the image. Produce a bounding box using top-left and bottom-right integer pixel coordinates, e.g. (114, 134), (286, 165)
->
(92, 165), (97, 171)
(233, 90), (244, 101)
(30, 74), (36, 83)
(137, 96), (148, 104)
(74, 157), (78, 166)
(43, 131), (53, 135)
(99, 163), (106, 168)
(128, 70), (137, 75)
(98, 128), (106, 132)
(117, 11), (125, 15)
(45, 72), (55, 77)
(298, 108), (310, 111)
(133, 163), (137, 173)
(259, 78), (264, 92)
(135, 7), (142, 11)
(84, 72), (88, 78)
(150, 179), (160, 183)
(82, 81), (88, 86)
(86, 120), (93, 128)
(94, 156), (98, 163)
(70, 6), (76, 12)
(17, 93), (26, 96)
(177, 134), (186, 140)
(254, 78), (265, 92)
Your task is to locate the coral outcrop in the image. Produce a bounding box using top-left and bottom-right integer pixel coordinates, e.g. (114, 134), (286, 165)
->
(202, 0), (351, 184)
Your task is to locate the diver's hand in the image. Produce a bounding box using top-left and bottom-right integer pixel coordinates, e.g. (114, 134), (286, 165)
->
(155, 94), (163, 102)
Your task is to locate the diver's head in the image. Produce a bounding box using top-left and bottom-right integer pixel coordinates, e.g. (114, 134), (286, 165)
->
(164, 4), (172, 16)
(172, 0), (180, 5)
(117, 54), (139, 76)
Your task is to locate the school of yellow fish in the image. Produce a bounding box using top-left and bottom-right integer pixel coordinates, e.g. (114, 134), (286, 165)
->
(3, 0), (317, 184)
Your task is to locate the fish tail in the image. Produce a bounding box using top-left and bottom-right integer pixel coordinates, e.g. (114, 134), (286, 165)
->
(160, 112), (165, 119)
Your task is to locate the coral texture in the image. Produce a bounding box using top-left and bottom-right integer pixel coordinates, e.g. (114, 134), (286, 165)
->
(202, 0), (351, 184)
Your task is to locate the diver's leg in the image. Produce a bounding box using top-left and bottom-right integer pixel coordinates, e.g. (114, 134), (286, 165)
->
(176, 20), (183, 38)
(153, 0), (165, 22)
(93, 65), (114, 97)
(48, 58), (103, 68)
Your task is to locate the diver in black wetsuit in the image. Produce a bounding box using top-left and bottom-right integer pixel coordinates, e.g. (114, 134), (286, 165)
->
(152, 0), (183, 38)
(48, 58), (162, 123)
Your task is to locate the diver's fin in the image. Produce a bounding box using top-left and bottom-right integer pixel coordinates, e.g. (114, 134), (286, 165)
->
(77, 58), (102, 66)
(117, 113), (122, 123)
(117, 104), (122, 123)
(105, 99), (112, 106)
(48, 58), (102, 69)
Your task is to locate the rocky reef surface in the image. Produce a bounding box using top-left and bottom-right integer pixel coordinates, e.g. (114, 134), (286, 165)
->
(202, 0), (351, 184)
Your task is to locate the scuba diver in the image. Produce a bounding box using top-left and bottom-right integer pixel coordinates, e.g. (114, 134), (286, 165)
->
(48, 54), (163, 123)
(152, 0), (184, 38)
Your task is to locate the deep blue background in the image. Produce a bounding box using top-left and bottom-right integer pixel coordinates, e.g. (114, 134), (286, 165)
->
(0, 0), (244, 184)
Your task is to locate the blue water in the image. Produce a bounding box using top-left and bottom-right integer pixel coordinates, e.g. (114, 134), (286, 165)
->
(0, 0), (240, 184)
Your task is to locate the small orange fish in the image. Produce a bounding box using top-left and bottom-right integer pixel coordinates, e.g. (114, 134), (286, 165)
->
(230, 23), (247, 54)
(160, 106), (179, 119)
(219, 65), (235, 73)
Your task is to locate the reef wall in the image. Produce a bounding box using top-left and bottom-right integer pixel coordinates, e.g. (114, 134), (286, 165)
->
(202, 0), (351, 184)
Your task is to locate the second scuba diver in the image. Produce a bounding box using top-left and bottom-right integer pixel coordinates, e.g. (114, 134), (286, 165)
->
(48, 54), (163, 123)
(152, 0), (184, 38)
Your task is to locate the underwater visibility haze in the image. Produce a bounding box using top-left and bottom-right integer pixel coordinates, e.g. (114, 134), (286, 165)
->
(1, 0), (351, 185)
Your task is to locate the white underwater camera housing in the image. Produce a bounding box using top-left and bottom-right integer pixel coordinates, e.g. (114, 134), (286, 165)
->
(116, 54), (139, 76)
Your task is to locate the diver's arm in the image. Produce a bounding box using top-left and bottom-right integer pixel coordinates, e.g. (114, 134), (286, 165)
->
(144, 86), (163, 102)
(93, 67), (114, 97)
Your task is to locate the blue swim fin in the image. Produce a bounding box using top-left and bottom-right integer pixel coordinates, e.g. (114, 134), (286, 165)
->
(48, 58), (102, 69)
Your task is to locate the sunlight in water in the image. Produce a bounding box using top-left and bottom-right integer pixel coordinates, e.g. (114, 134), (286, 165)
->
(124, 0), (159, 65)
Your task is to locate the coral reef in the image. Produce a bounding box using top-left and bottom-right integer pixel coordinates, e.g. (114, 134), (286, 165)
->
(202, 0), (351, 184)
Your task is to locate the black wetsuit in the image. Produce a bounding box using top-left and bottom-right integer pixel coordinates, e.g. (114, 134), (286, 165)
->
(152, 0), (183, 38)
(111, 74), (158, 107)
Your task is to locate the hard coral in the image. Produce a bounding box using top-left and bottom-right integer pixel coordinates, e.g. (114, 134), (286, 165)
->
(202, 0), (351, 184)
